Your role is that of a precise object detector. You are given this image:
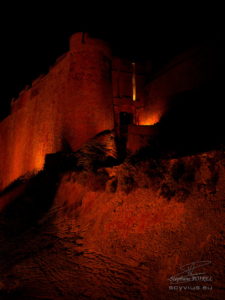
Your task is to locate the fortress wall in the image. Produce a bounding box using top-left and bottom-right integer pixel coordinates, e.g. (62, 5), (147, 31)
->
(112, 58), (147, 132)
(112, 58), (147, 103)
(62, 33), (114, 150)
(139, 44), (223, 125)
(0, 33), (115, 190)
(126, 124), (159, 154)
(0, 54), (69, 189)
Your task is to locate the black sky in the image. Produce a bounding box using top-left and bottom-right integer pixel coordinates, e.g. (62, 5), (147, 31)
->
(0, 4), (224, 119)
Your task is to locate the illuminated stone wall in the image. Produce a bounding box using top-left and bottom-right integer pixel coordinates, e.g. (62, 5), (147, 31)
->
(0, 33), (114, 190)
(0, 35), (222, 189)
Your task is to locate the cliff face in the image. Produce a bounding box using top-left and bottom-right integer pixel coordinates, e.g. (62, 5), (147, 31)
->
(0, 147), (224, 299)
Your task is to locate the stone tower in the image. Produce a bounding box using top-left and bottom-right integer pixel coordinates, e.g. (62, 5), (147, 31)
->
(63, 32), (114, 150)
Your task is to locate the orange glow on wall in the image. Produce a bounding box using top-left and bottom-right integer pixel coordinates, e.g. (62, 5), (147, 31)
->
(33, 150), (46, 172)
(132, 62), (136, 101)
(139, 112), (161, 126)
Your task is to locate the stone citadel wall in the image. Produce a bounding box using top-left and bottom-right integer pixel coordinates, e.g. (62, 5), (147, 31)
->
(0, 33), (223, 190)
(0, 33), (114, 189)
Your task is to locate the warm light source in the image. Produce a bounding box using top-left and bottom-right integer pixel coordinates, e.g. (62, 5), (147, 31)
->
(132, 62), (136, 101)
(139, 113), (161, 126)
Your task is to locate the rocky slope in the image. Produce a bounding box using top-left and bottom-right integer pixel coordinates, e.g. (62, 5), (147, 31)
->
(0, 145), (225, 299)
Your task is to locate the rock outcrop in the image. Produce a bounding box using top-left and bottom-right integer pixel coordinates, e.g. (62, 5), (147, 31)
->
(0, 147), (224, 299)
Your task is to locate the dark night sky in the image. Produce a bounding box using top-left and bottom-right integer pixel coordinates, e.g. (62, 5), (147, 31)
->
(0, 4), (224, 119)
